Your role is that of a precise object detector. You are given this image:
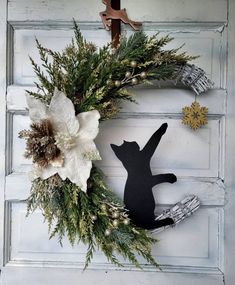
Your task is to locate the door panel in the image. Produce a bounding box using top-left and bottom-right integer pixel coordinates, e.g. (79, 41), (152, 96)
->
(11, 115), (221, 176)
(8, 0), (227, 22)
(7, 202), (223, 269)
(12, 27), (225, 87)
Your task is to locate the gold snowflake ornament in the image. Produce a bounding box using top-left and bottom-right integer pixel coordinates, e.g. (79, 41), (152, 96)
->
(182, 101), (208, 130)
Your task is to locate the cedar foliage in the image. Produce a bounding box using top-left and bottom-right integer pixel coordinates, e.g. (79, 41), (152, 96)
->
(27, 168), (158, 269)
(28, 21), (196, 119)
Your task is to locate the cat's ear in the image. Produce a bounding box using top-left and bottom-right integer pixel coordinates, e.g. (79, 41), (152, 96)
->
(111, 144), (125, 160)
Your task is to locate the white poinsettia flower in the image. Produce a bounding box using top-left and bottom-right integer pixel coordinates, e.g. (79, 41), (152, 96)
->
(26, 88), (101, 192)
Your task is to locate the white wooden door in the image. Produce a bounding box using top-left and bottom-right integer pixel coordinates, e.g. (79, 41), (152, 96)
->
(0, 0), (234, 284)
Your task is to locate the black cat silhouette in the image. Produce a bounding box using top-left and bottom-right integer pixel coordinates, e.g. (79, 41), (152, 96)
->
(111, 123), (177, 230)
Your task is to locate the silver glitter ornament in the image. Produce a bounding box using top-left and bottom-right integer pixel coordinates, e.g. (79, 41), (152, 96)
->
(130, 61), (137, 68)
(105, 229), (111, 236)
(140, 71), (147, 79)
(91, 215), (97, 221)
(112, 212), (119, 218)
(113, 219), (119, 227)
(123, 219), (130, 225)
(114, 80), (121, 87)
(131, 78), (138, 85)
(125, 71), (132, 78)
(106, 79), (113, 86)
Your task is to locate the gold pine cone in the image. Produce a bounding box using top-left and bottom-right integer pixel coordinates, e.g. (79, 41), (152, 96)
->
(19, 119), (63, 168)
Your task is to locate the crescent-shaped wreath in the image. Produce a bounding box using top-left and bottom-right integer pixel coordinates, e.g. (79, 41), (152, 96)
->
(19, 21), (213, 269)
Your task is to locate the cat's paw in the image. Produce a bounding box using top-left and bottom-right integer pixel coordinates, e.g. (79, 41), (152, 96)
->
(168, 173), (177, 183)
(159, 123), (168, 134)
(166, 217), (175, 225)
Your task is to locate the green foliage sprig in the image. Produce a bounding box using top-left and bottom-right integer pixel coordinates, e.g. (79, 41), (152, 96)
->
(28, 21), (196, 119)
(27, 168), (158, 269)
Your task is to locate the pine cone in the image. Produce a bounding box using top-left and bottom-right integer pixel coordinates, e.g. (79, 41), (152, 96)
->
(19, 119), (63, 168)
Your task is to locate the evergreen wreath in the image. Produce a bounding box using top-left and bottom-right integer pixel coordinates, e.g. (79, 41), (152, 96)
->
(20, 21), (213, 269)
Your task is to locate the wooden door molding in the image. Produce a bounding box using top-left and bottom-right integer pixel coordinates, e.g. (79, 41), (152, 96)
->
(0, 0), (232, 284)
(0, 0), (7, 269)
(225, 0), (235, 284)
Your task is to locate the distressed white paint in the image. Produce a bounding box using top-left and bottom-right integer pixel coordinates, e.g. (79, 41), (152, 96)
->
(4, 23), (226, 281)
(5, 173), (225, 206)
(7, 86), (227, 114)
(1, 266), (224, 285)
(224, 0), (235, 284)
(11, 115), (220, 177)
(0, 0), (7, 268)
(7, 203), (222, 269)
(8, 0), (227, 22)
(0, 0), (232, 284)
(96, 118), (220, 177)
(12, 26), (225, 87)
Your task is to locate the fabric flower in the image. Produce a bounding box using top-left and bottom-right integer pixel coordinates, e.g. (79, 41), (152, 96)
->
(26, 88), (101, 192)
(182, 101), (208, 130)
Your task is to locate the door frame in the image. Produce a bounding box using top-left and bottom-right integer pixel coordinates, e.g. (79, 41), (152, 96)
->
(225, 0), (235, 284)
(0, 0), (234, 284)
(0, 0), (7, 271)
